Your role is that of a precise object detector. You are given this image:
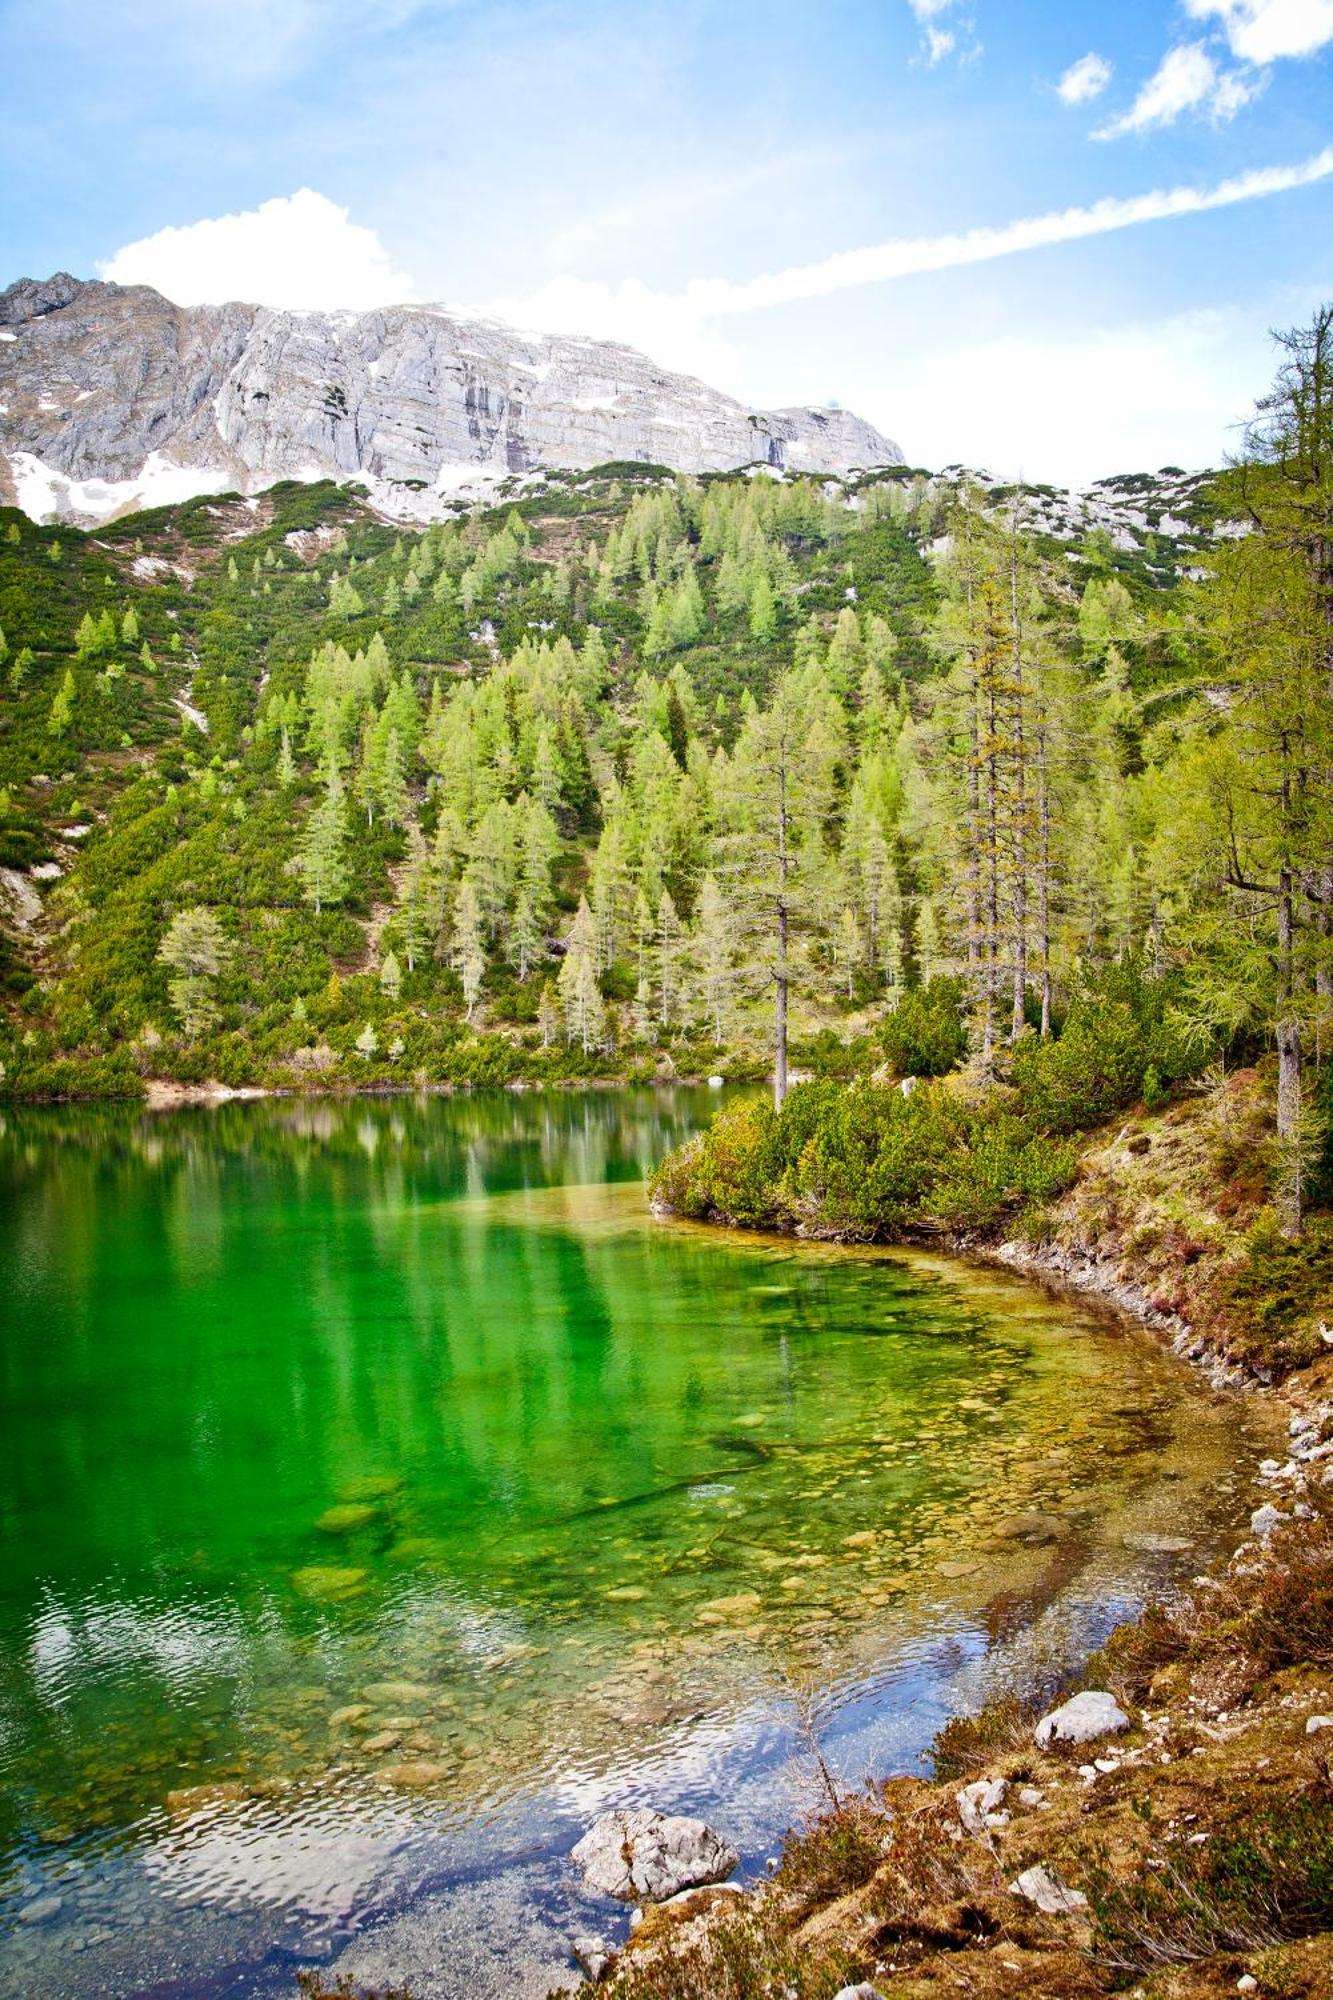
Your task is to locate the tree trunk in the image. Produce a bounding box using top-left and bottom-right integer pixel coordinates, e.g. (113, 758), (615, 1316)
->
(1317, 863), (1332, 1064)
(1037, 704), (1052, 1038)
(774, 762), (790, 1110)
(774, 929), (788, 1111)
(966, 688), (981, 985)
(1008, 540), (1028, 1040)
(981, 600), (1002, 1075)
(1276, 866), (1304, 1239)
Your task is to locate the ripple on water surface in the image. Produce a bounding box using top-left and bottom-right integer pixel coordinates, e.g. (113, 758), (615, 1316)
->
(0, 1090), (1260, 1999)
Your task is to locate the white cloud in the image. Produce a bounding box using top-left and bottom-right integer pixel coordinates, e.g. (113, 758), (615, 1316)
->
(862, 308), (1275, 485)
(1094, 41), (1260, 137)
(685, 148), (1333, 314)
(1184, 0), (1333, 62)
(1057, 52), (1113, 104)
(903, 0), (977, 66)
(499, 148), (1333, 391)
(97, 190), (416, 311)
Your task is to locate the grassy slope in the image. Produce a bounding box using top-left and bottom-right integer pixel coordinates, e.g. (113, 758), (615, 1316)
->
(0, 457), (1216, 1103)
(0, 470), (939, 1097)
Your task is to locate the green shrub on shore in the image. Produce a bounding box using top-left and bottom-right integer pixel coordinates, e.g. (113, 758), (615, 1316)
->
(1209, 1211), (1333, 1376)
(648, 1078), (1078, 1237)
(649, 957), (1225, 1244)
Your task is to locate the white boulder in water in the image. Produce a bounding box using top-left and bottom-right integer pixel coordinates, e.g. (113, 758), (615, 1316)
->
(572, 1809), (739, 1903)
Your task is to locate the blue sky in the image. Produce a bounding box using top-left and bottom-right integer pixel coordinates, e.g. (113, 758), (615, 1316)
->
(2, 0), (1330, 480)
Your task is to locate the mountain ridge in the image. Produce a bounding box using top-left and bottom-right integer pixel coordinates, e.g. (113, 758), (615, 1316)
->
(0, 272), (902, 525)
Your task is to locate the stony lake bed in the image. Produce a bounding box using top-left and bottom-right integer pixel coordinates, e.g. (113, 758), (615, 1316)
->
(0, 1088), (1270, 1999)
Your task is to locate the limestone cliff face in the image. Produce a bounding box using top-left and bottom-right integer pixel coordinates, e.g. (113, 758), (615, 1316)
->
(0, 274), (902, 523)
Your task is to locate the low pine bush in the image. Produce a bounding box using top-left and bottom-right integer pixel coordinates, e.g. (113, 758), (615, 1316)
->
(649, 1080), (1078, 1239)
(878, 977), (968, 1079)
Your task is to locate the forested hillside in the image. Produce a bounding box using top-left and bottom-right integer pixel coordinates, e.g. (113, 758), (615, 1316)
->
(1, 318), (1328, 1237)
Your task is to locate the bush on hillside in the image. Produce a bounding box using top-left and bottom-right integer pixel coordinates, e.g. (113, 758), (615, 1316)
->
(878, 976), (968, 1078)
(1009, 963), (1206, 1133)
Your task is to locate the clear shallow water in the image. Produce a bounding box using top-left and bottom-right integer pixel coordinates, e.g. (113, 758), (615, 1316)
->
(0, 1089), (1259, 1998)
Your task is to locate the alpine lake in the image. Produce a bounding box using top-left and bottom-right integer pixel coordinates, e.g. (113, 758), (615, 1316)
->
(0, 1087), (1264, 1998)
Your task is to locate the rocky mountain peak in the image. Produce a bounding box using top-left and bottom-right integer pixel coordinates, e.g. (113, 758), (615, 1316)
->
(0, 274), (903, 524)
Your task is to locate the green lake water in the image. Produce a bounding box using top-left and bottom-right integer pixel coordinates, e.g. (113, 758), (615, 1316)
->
(0, 1088), (1260, 1998)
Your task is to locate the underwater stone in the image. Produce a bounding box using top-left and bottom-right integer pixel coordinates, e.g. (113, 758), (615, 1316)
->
(994, 1511), (1066, 1544)
(316, 1503), (381, 1535)
(329, 1704), (372, 1728)
(290, 1565), (368, 1601)
(362, 1680), (434, 1706)
(380, 1760), (450, 1787)
(361, 1730), (402, 1753)
(18, 1895), (63, 1925)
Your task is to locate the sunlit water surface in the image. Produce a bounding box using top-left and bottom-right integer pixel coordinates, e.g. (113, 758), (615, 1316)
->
(0, 1088), (1261, 1997)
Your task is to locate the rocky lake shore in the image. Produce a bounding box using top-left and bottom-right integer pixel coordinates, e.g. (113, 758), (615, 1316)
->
(520, 1080), (1333, 2000)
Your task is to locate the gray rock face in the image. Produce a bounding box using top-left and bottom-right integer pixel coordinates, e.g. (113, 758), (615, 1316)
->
(1034, 1691), (1130, 1749)
(571, 1809), (739, 1903)
(0, 273), (901, 524)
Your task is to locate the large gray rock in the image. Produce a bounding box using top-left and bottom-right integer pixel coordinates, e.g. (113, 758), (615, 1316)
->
(571, 1809), (739, 1904)
(0, 274), (902, 525)
(1010, 1865), (1088, 1916)
(1034, 1691), (1130, 1749)
(956, 1775), (1009, 1835)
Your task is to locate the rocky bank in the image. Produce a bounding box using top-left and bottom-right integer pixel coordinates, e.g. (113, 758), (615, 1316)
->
(544, 1080), (1333, 1999)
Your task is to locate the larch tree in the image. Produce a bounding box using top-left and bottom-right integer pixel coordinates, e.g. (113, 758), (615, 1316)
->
(537, 981), (560, 1048)
(47, 668), (76, 738)
(692, 874), (735, 1047)
(655, 889), (686, 1030)
(720, 666), (840, 1106)
(298, 765), (350, 914)
(395, 821), (440, 972)
(452, 877), (486, 1021)
(158, 907), (232, 1039)
(557, 896), (606, 1053)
